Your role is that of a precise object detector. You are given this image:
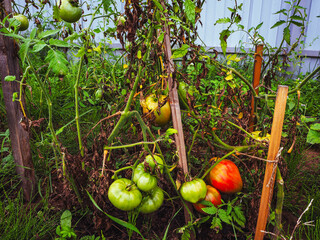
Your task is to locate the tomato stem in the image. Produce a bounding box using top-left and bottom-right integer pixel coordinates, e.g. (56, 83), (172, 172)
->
(201, 150), (236, 180)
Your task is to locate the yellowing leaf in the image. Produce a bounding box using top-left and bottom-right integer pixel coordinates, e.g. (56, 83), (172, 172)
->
(176, 179), (181, 190)
(93, 43), (102, 54)
(225, 73), (233, 80)
(137, 50), (142, 59)
(123, 64), (128, 69)
(238, 112), (243, 119)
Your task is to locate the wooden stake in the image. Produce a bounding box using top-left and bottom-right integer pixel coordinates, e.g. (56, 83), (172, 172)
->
(249, 44), (264, 132)
(0, 0), (35, 201)
(160, 2), (193, 237)
(254, 85), (288, 240)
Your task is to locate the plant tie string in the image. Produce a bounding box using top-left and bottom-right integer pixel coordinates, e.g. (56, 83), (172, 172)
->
(266, 147), (283, 188)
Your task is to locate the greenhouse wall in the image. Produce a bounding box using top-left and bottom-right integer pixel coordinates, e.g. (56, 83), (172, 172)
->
(17, 0), (320, 74)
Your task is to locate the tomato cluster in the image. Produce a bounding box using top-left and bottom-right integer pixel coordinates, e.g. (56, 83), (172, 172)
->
(108, 154), (164, 214)
(180, 159), (243, 214)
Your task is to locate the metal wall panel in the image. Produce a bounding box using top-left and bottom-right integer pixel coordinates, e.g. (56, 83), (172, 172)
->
(12, 0), (320, 73)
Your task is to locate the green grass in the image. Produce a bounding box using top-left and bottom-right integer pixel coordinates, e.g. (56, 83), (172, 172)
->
(0, 152), (59, 239)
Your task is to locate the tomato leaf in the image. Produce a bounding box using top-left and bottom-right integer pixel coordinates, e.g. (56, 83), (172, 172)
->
(102, 0), (112, 13)
(256, 22), (263, 30)
(184, 0), (195, 25)
(49, 39), (71, 48)
(86, 191), (145, 240)
(45, 49), (69, 76)
(219, 29), (231, 55)
(202, 206), (218, 215)
(38, 29), (60, 39)
(215, 17), (230, 25)
(19, 39), (31, 66)
(152, 0), (163, 11)
(60, 210), (72, 228)
(233, 206), (246, 225)
(32, 42), (47, 52)
(283, 26), (291, 45)
(218, 209), (231, 224)
(307, 129), (320, 144)
(171, 44), (189, 59)
(211, 217), (222, 232)
(166, 128), (178, 135)
(271, 20), (285, 29)
(4, 75), (16, 82)
(310, 123), (320, 131)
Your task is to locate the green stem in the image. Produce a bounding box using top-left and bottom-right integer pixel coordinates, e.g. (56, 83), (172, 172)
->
(226, 120), (252, 138)
(201, 150), (236, 180)
(187, 125), (199, 160)
(26, 56), (60, 153)
(74, 57), (84, 157)
(272, 167), (284, 240)
(104, 139), (162, 150)
(107, 63), (144, 144)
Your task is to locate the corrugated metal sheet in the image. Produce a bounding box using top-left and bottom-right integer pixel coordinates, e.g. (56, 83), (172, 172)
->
(13, 0), (320, 73)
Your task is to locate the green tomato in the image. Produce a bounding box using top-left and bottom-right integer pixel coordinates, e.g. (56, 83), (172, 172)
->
(132, 163), (145, 183)
(144, 154), (163, 173)
(57, 0), (82, 23)
(180, 178), (207, 203)
(108, 178), (142, 211)
(140, 186), (164, 214)
(13, 14), (29, 31)
(142, 94), (171, 126)
(133, 163), (157, 192)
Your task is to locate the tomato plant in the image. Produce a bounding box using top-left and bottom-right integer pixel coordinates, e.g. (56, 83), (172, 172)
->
(132, 163), (157, 192)
(207, 160), (243, 194)
(13, 14), (29, 31)
(57, 0), (82, 23)
(108, 178), (142, 211)
(141, 94), (171, 126)
(193, 185), (222, 214)
(180, 178), (207, 203)
(139, 186), (164, 214)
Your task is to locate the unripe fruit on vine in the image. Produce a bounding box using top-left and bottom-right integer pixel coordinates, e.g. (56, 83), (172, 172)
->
(57, 0), (82, 23)
(13, 14), (29, 31)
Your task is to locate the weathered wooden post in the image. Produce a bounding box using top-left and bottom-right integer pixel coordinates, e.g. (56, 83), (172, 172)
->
(160, 1), (194, 238)
(249, 44), (263, 132)
(0, 0), (35, 201)
(254, 85), (288, 239)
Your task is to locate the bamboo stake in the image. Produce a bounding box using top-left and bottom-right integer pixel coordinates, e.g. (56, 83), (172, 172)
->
(249, 44), (264, 132)
(254, 85), (288, 240)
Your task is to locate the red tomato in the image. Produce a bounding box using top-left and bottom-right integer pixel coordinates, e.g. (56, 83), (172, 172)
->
(193, 185), (222, 214)
(207, 159), (243, 194)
